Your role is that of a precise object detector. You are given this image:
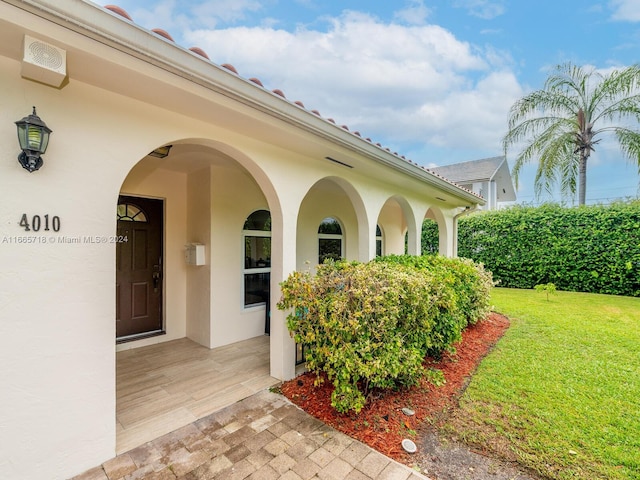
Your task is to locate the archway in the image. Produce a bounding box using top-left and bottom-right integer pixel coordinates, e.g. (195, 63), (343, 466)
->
(114, 140), (283, 452)
(376, 196), (412, 256)
(423, 206), (448, 255)
(296, 177), (367, 269)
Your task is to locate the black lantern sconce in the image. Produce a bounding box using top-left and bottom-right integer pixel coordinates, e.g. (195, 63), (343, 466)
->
(15, 106), (52, 172)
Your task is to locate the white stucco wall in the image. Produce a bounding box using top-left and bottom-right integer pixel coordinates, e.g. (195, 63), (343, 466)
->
(1, 59), (122, 479)
(186, 167), (213, 347)
(210, 164), (270, 347)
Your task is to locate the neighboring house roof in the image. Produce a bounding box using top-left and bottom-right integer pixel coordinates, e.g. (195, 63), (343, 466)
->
(91, 3), (484, 205)
(430, 156), (517, 203)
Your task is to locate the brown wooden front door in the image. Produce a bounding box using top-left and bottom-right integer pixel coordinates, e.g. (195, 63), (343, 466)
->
(116, 195), (163, 341)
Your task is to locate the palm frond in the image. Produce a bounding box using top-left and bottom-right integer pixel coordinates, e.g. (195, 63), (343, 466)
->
(503, 62), (640, 204)
(615, 128), (640, 169)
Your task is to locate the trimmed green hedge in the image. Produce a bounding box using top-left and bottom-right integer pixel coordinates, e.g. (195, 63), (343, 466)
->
(373, 255), (493, 353)
(278, 256), (492, 413)
(423, 201), (640, 297)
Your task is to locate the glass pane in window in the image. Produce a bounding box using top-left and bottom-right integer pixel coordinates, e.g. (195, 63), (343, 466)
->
(117, 203), (147, 222)
(296, 343), (309, 365)
(244, 272), (270, 306)
(245, 236), (271, 268)
(376, 239), (382, 257)
(376, 224), (382, 236)
(243, 210), (271, 231)
(319, 238), (342, 264)
(318, 217), (342, 234)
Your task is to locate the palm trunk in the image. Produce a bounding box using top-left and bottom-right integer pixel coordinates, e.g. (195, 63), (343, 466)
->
(578, 152), (587, 206)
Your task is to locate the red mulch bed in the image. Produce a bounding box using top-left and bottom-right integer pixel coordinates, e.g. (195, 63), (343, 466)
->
(280, 312), (510, 463)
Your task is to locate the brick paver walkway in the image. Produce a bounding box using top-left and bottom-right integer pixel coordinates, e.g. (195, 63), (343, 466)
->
(72, 389), (427, 480)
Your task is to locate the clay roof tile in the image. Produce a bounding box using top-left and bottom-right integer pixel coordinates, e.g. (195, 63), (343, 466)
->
(105, 5), (132, 20)
(189, 47), (209, 59)
(221, 63), (238, 74)
(151, 28), (174, 41)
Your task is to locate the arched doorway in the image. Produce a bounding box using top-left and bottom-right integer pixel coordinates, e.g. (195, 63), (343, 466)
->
(114, 140), (281, 452)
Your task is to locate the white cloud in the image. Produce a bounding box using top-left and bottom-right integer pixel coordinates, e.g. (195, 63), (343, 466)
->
(420, 70), (523, 148)
(610, 0), (640, 21)
(393, 0), (432, 25)
(121, 0), (264, 32)
(182, 11), (520, 158)
(192, 0), (264, 27)
(123, 0), (191, 34)
(453, 0), (506, 20)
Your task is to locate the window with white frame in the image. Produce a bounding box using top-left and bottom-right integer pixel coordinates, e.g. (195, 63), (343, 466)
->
(376, 224), (384, 256)
(243, 210), (271, 307)
(318, 217), (343, 264)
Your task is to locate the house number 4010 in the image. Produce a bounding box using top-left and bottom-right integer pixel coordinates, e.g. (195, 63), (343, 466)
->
(19, 213), (61, 232)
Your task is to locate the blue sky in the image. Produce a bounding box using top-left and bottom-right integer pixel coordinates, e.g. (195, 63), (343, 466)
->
(113, 0), (640, 205)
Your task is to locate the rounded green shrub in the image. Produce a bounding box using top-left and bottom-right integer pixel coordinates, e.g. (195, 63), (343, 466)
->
(278, 256), (492, 413)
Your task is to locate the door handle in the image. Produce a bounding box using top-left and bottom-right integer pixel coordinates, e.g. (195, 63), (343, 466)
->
(152, 271), (161, 291)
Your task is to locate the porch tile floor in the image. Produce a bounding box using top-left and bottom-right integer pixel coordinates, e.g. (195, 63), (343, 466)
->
(116, 335), (279, 454)
(72, 389), (428, 480)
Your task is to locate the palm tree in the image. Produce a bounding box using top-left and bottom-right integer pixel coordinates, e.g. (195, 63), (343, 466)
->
(503, 62), (640, 205)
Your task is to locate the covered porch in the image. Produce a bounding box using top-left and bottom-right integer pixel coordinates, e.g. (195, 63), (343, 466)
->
(116, 335), (278, 454)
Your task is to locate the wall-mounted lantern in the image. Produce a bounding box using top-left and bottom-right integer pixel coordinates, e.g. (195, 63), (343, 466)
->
(15, 106), (52, 172)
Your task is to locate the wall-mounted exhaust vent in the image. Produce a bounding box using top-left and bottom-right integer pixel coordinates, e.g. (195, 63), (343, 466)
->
(21, 35), (67, 88)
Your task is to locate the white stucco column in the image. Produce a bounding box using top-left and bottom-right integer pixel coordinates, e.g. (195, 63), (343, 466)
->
(452, 205), (479, 257)
(360, 214), (374, 262)
(406, 210), (422, 256)
(439, 215), (454, 257)
(447, 216), (457, 257)
(269, 207), (297, 381)
(443, 210), (469, 257)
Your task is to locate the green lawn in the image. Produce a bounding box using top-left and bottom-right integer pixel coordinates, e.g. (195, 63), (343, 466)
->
(447, 287), (640, 480)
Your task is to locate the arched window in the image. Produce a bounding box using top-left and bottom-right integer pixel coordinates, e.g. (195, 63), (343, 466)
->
(318, 217), (343, 264)
(117, 203), (147, 222)
(243, 210), (271, 307)
(376, 224), (384, 257)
